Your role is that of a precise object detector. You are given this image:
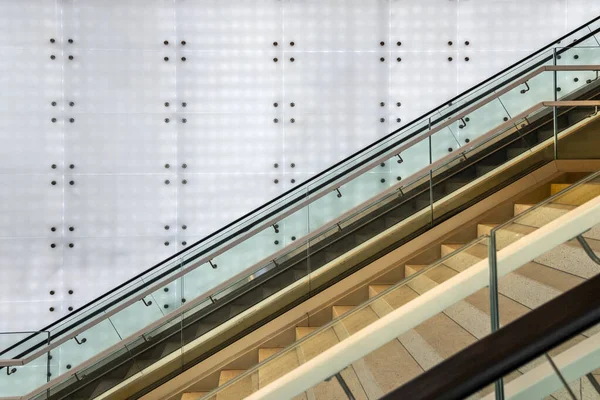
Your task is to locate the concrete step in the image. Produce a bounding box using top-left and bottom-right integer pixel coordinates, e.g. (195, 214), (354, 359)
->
(404, 264), (427, 277)
(550, 182), (600, 206)
(514, 202), (600, 240)
(216, 369), (258, 400)
(294, 328), (368, 399)
(440, 242), (487, 272)
(256, 347), (301, 389)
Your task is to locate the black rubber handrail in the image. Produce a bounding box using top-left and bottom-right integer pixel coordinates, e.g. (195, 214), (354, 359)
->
(2, 15), (600, 362)
(381, 272), (600, 400)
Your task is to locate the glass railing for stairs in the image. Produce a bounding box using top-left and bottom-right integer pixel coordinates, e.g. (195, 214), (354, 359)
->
(232, 171), (600, 400)
(3, 16), (600, 400)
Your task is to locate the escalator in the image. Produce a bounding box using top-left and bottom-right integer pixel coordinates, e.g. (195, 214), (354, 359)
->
(2, 14), (600, 400)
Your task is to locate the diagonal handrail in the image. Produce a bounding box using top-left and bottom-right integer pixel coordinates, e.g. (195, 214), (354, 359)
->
(0, 76), (599, 368)
(3, 17), (599, 363)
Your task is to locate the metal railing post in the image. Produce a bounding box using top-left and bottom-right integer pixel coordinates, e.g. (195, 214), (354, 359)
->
(489, 230), (504, 399)
(428, 118), (434, 227)
(553, 48), (559, 160)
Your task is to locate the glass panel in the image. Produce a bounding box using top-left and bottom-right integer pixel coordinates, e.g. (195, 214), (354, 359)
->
(556, 44), (600, 98)
(431, 113), (543, 222)
(498, 58), (555, 119)
(0, 332), (51, 397)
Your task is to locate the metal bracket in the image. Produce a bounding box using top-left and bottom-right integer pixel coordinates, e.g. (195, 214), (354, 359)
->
(576, 235), (600, 265)
(272, 224), (279, 233)
(209, 295), (215, 304)
(336, 223), (342, 232)
(209, 260), (218, 269)
(396, 154), (403, 164)
(6, 367), (16, 376)
(335, 188), (342, 198)
(587, 70), (600, 84)
(74, 335), (87, 345)
(141, 298), (153, 307)
(397, 187), (404, 197)
(520, 81), (531, 94)
(588, 106), (599, 119)
(459, 117), (467, 129)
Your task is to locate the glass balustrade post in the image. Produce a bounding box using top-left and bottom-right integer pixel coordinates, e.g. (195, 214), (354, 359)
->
(489, 230), (504, 400)
(428, 118), (434, 226)
(553, 47), (559, 160)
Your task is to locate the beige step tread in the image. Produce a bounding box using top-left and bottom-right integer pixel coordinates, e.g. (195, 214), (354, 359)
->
(258, 347), (283, 363)
(550, 182), (600, 206)
(295, 326), (341, 361)
(295, 326), (318, 340)
(513, 261), (584, 294)
(218, 369), (247, 386)
(515, 203), (600, 241)
(478, 222), (536, 249)
(403, 266), (491, 339)
(181, 393), (208, 400)
(466, 288), (530, 327)
(332, 305), (379, 337)
(441, 243), (487, 272)
(294, 327), (369, 399)
(535, 237), (600, 279)
(414, 313), (477, 360)
(359, 338), (424, 396)
(368, 284), (392, 298)
(406, 265), (458, 295)
(379, 285), (420, 309)
(404, 264), (427, 276)
(257, 347), (301, 388)
(513, 202), (574, 222)
(216, 369), (259, 400)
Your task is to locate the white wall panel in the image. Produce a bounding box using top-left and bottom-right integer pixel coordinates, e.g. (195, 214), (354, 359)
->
(64, 113), (176, 174)
(391, 50), (458, 122)
(65, 49), (175, 114)
(0, 113), (63, 174)
(284, 52), (389, 115)
(64, 175), (177, 238)
(62, 0), (175, 50)
(0, 0), (598, 333)
(177, 50), (280, 114)
(0, 0), (58, 48)
(0, 175), (62, 237)
(0, 48), (62, 113)
(179, 114), (282, 174)
(176, 0), (282, 51)
(283, 0), (389, 51)
(458, 0), (567, 51)
(390, 0), (457, 52)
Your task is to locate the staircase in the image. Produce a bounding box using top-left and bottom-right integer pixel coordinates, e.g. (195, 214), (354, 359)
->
(182, 180), (600, 399)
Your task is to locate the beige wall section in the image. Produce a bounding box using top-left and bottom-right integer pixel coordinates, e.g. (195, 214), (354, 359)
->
(138, 160), (587, 400)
